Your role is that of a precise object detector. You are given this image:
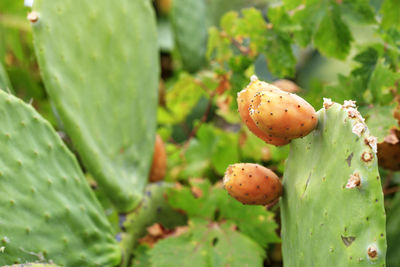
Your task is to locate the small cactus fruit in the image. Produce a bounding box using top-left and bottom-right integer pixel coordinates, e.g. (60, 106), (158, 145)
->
(149, 134), (167, 182)
(223, 163), (282, 205)
(249, 87), (318, 139)
(237, 76), (289, 146)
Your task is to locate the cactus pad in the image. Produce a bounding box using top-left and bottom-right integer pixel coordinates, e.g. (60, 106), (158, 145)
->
(31, 0), (159, 211)
(171, 0), (207, 72)
(281, 101), (386, 266)
(0, 91), (120, 266)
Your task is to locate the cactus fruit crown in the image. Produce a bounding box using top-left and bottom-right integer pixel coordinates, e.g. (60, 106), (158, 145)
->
(237, 75), (318, 146)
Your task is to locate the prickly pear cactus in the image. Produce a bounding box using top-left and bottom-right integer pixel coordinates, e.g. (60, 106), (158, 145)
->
(0, 62), (13, 92)
(31, 0), (159, 212)
(120, 182), (186, 267)
(0, 91), (120, 266)
(281, 101), (386, 266)
(171, 0), (207, 72)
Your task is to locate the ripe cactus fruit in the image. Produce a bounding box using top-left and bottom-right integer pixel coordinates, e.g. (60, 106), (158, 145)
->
(223, 163), (282, 205)
(237, 76), (289, 146)
(249, 87), (318, 140)
(149, 134), (167, 182)
(281, 100), (386, 266)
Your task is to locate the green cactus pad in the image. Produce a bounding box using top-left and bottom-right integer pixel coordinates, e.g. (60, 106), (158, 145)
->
(171, 0), (207, 72)
(0, 91), (120, 266)
(31, 0), (159, 212)
(281, 102), (386, 266)
(121, 182), (186, 267)
(0, 62), (13, 93)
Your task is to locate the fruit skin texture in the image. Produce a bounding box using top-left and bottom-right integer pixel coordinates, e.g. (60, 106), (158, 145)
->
(249, 87), (318, 139)
(149, 134), (167, 182)
(237, 78), (289, 146)
(223, 163), (282, 205)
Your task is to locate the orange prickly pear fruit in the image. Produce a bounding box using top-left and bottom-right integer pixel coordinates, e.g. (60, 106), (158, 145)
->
(237, 76), (289, 146)
(149, 134), (167, 182)
(249, 85), (317, 139)
(223, 163), (282, 205)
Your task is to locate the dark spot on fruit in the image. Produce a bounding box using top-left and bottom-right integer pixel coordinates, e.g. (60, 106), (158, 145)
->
(285, 109), (288, 112)
(366, 217), (369, 221)
(270, 112), (273, 115)
(381, 233), (384, 237)
(301, 123), (304, 127)
(257, 185), (260, 189)
(265, 176), (268, 179)
(267, 100), (270, 103)
(298, 105), (300, 108)
(245, 193), (249, 196)
(375, 199), (378, 202)
(269, 127), (272, 130)
(249, 174), (252, 177)
(242, 168), (244, 171)
(239, 183), (242, 186)
(280, 96), (282, 98)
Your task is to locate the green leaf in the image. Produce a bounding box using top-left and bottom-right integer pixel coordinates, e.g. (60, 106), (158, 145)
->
(132, 245), (152, 267)
(264, 30), (296, 77)
(360, 104), (398, 143)
(380, 0), (400, 30)
(214, 186), (280, 248)
(314, 6), (353, 59)
(368, 59), (400, 104)
(149, 219), (265, 267)
(158, 74), (207, 125)
(211, 131), (239, 175)
(351, 47), (379, 84)
(340, 0), (376, 24)
(167, 179), (218, 220)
